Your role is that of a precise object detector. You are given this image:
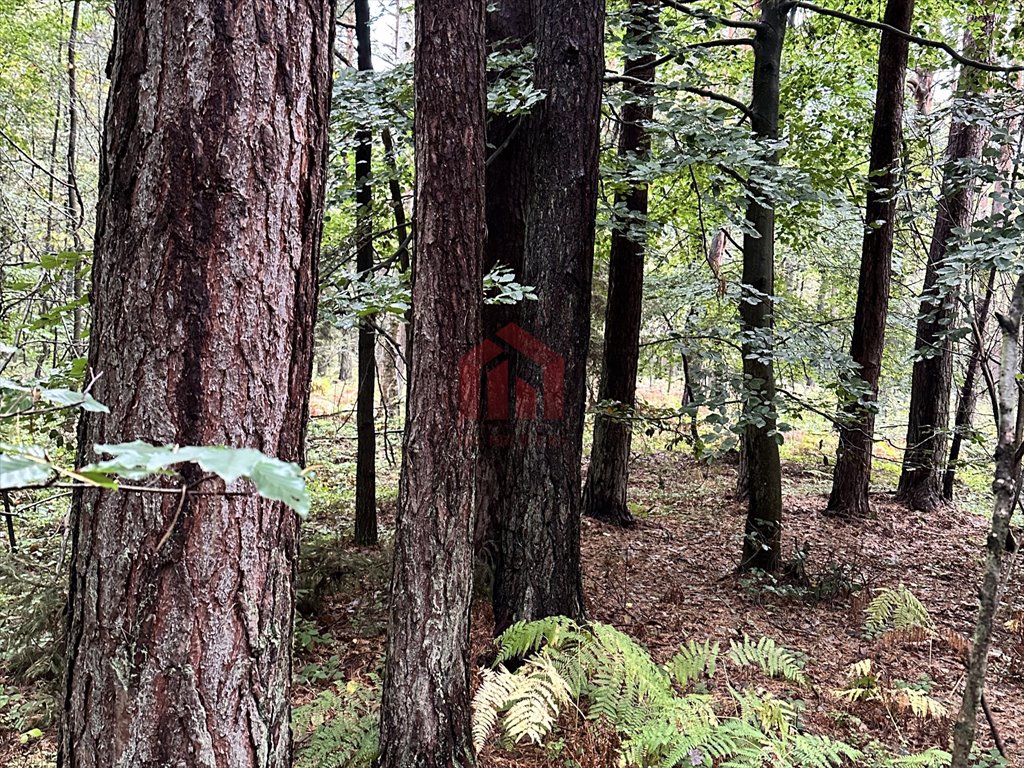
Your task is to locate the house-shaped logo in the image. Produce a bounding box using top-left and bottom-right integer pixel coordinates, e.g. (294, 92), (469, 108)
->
(459, 323), (564, 421)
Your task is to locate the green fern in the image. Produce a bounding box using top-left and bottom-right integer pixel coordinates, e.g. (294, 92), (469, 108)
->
(863, 586), (934, 641)
(293, 677), (379, 768)
(667, 639), (720, 688)
(727, 635), (809, 686)
(475, 620), (862, 767)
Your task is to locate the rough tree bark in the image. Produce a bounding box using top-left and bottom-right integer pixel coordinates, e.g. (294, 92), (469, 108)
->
(376, 0), (486, 762)
(950, 275), (1024, 767)
(582, 0), (659, 528)
(491, 0), (604, 631)
(896, 18), (993, 512)
(827, 0), (914, 518)
(739, 0), (786, 572)
(474, 0), (533, 556)
(354, 0), (378, 546)
(59, 2), (334, 767)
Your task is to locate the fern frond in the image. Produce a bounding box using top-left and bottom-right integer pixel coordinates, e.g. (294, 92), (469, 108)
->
(493, 615), (582, 664)
(727, 635), (809, 686)
(863, 586), (934, 640)
(667, 639), (720, 689)
(471, 657), (574, 752)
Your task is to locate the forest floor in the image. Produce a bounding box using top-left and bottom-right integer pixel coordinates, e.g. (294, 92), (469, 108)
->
(298, 444), (1024, 767)
(2, 381), (1022, 766)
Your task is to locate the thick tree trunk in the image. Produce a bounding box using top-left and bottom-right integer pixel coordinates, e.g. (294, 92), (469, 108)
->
(896, 20), (993, 513)
(739, 0), (786, 572)
(354, 0), (378, 546)
(376, 0), (486, 762)
(950, 276), (1024, 767)
(58, 3), (334, 767)
(582, 0), (659, 528)
(474, 0), (533, 557)
(491, 0), (604, 631)
(827, 0), (914, 518)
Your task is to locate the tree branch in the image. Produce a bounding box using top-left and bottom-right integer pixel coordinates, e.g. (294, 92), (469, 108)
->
(661, 0), (766, 31)
(787, 1), (1024, 73)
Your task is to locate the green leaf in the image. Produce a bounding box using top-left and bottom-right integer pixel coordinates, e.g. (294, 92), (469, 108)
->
(0, 447), (53, 489)
(86, 442), (310, 517)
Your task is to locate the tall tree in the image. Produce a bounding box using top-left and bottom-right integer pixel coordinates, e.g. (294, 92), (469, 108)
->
(582, 0), (660, 528)
(950, 275), (1024, 767)
(377, 0), (486, 762)
(59, 2), (334, 766)
(827, 0), (915, 518)
(354, 0), (378, 546)
(946, 90), (1021, 499)
(738, 0), (786, 571)
(491, 0), (605, 631)
(475, 0), (533, 554)
(896, 18), (993, 512)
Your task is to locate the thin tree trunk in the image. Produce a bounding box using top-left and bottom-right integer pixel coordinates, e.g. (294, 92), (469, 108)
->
(380, 125), (411, 386)
(376, 0), (486, 761)
(66, 0), (85, 355)
(582, 0), (659, 528)
(491, 0), (604, 631)
(944, 268), (996, 500)
(739, 0), (786, 572)
(896, 18), (994, 512)
(950, 275), (1024, 767)
(354, 0), (378, 546)
(827, 0), (914, 518)
(59, 3), (334, 766)
(945, 103), (1022, 499)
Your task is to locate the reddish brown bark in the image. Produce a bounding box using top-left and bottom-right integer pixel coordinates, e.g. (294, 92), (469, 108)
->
(376, 0), (487, 762)
(828, 0), (914, 518)
(58, 3), (334, 767)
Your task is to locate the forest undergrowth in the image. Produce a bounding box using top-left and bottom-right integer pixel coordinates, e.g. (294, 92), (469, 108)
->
(1, 383), (1020, 767)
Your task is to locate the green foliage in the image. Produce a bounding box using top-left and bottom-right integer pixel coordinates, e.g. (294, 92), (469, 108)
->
(293, 678), (380, 768)
(726, 635), (809, 686)
(475, 618), (860, 767)
(863, 586), (935, 641)
(86, 441), (310, 517)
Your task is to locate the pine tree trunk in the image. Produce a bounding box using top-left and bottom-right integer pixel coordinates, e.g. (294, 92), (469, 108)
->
(475, 0), (533, 556)
(896, 19), (993, 513)
(491, 0), (604, 631)
(827, 0), (914, 518)
(950, 275), (1024, 767)
(739, 0), (786, 572)
(354, 0), (378, 546)
(376, 0), (486, 762)
(58, 3), (334, 766)
(581, 0), (659, 528)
